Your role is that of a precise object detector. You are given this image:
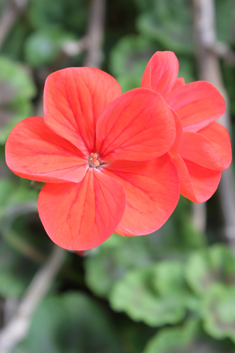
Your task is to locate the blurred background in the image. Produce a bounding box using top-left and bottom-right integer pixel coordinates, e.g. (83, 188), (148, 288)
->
(0, 0), (235, 352)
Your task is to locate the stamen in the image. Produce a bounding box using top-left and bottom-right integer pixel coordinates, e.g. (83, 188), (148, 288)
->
(93, 159), (100, 167)
(88, 152), (101, 168)
(91, 153), (98, 159)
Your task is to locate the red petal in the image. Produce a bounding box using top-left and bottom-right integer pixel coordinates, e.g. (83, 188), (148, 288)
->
(96, 88), (176, 162)
(173, 155), (221, 203)
(165, 81), (225, 132)
(141, 51), (179, 98)
(5, 117), (88, 183)
(171, 77), (185, 90)
(43, 67), (122, 155)
(179, 131), (225, 171)
(168, 110), (183, 158)
(199, 122), (232, 169)
(38, 170), (127, 250)
(102, 154), (180, 236)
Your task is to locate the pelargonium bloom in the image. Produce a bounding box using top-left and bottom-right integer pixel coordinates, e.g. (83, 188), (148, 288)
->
(141, 51), (232, 203)
(5, 67), (180, 250)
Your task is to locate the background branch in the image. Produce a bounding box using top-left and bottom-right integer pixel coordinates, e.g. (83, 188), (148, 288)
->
(0, 245), (65, 353)
(62, 36), (89, 57)
(193, 0), (235, 248)
(84, 0), (106, 68)
(0, 0), (27, 50)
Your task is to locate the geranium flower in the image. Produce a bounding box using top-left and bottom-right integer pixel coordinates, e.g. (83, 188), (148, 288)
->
(5, 67), (180, 250)
(141, 51), (232, 203)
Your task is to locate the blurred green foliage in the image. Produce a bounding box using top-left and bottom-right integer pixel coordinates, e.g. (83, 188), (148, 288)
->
(0, 56), (36, 143)
(0, 0), (235, 352)
(13, 292), (122, 353)
(109, 265), (189, 326)
(24, 28), (75, 68)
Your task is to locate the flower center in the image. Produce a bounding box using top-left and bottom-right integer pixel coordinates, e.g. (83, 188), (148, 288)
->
(88, 152), (101, 168)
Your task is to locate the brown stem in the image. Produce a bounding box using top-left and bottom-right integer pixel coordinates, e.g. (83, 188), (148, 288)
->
(0, 246), (65, 353)
(0, 0), (27, 50)
(193, 0), (235, 247)
(84, 0), (106, 68)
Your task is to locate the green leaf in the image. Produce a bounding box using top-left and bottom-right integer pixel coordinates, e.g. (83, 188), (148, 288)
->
(136, 0), (193, 54)
(216, 0), (233, 44)
(177, 57), (196, 84)
(133, 0), (154, 12)
(0, 179), (37, 217)
(202, 285), (235, 342)
(110, 35), (156, 92)
(0, 56), (36, 100)
(13, 292), (122, 353)
(142, 319), (234, 353)
(24, 27), (75, 67)
(1, 21), (29, 61)
(0, 56), (36, 143)
(0, 179), (16, 211)
(0, 236), (38, 298)
(185, 245), (235, 296)
(152, 261), (199, 311)
(149, 196), (206, 257)
(29, 0), (88, 34)
(0, 179), (51, 260)
(85, 198), (206, 299)
(110, 265), (187, 326)
(142, 320), (200, 353)
(85, 234), (153, 298)
(0, 101), (32, 144)
(153, 261), (187, 295)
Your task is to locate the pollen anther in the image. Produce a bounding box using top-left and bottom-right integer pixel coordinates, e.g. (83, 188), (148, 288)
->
(88, 152), (101, 168)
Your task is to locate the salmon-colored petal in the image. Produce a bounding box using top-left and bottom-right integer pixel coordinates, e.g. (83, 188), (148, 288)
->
(102, 154), (180, 236)
(38, 170), (127, 250)
(141, 51), (179, 98)
(168, 110), (183, 158)
(173, 155), (221, 203)
(43, 67), (122, 155)
(198, 122), (232, 169)
(179, 131), (225, 171)
(5, 117), (88, 183)
(165, 81), (225, 132)
(96, 88), (176, 162)
(171, 77), (185, 91)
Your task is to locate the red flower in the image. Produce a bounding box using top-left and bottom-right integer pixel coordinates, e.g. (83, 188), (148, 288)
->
(141, 51), (232, 203)
(6, 67), (180, 250)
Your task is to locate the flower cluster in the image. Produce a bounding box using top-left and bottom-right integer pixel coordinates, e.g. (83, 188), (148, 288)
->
(5, 51), (232, 250)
